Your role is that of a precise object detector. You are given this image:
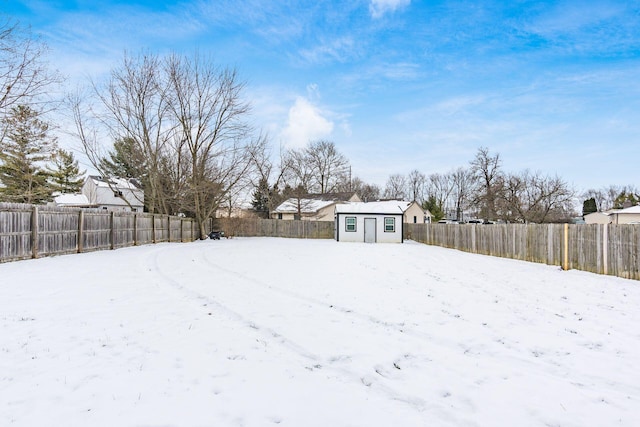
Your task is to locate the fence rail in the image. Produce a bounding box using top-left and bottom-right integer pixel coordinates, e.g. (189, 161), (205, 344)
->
(0, 203), (199, 263)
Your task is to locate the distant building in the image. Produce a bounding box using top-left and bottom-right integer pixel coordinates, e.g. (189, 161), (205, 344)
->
(271, 192), (361, 221)
(82, 176), (144, 212)
(584, 206), (640, 225)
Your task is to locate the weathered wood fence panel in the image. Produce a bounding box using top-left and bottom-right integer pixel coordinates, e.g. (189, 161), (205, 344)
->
(0, 203), (33, 262)
(406, 223), (640, 281)
(216, 218), (335, 239)
(0, 203), (198, 263)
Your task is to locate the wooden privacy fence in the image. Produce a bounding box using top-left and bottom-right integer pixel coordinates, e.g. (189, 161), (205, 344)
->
(0, 203), (199, 263)
(215, 217), (335, 239)
(406, 223), (640, 281)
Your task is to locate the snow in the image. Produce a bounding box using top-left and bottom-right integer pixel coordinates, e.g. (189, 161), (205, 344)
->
(52, 193), (91, 206)
(335, 200), (408, 214)
(1, 237), (639, 426)
(274, 198), (336, 213)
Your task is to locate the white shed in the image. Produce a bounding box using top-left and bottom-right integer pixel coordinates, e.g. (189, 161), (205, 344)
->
(335, 201), (405, 243)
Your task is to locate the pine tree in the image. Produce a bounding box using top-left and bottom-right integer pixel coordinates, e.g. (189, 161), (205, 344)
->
(0, 105), (57, 203)
(423, 196), (445, 222)
(47, 149), (85, 194)
(582, 197), (598, 216)
(251, 177), (270, 218)
(99, 137), (146, 179)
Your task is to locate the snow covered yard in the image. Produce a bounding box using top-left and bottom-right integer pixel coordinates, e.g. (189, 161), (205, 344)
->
(1, 237), (639, 427)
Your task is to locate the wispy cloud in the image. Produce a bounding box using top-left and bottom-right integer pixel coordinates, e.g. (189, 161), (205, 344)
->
(369, 0), (411, 19)
(296, 36), (358, 65)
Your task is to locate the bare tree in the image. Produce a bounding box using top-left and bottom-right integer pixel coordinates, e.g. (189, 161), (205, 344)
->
(304, 140), (350, 193)
(450, 167), (476, 221)
(499, 170), (574, 223)
(70, 52), (172, 213)
(282, 140), (350, 194)
(470, 147), (503, 221)
(336, 176), (380, 201)
(383, 173), (407, 199)
(164, 52), (256, 237)
(0, 19), (61, 114)
(248, 137), (287, 217)
(282, 147), (314, 193)
(406, 169), (426, 203)
(425, 172), (453, 217)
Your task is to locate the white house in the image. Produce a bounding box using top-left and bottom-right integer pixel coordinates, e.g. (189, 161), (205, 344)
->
(271, 193), (361, 221)
(609, 205), (640, 224)
(82, 176), (145, 212)
(334, 201), (405, 243)
(584, 211), (614, 225)
(584, 206), (640, 225)
(382, 200), (432, 224)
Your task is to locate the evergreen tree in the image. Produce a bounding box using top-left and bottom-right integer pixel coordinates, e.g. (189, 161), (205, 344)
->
(99, 137), (146, 179)
(423, 195), (445, 222)
(251, 177), (270, 218)
(582, 197), (598, 216)
(0, 105), (57, 203)
(613, 191), (640, 209)
(47, 149), (85, 194)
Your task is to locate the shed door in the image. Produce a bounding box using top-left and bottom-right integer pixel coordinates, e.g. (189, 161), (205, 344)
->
(364, 218), (376, 243)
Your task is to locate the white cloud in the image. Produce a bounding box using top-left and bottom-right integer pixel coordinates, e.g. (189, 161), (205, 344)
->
(280, 97), (334, 148)
(369, 0), (411, 19)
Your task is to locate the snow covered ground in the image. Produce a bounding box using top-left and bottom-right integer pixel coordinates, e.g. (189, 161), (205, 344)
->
(1, 237), (639, 427)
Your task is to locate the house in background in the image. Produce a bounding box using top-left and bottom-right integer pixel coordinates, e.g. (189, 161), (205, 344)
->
(609, 205), (640, 224)
(271, 192), (361, 221)
(335, 201), (405, 243)
(82, 176), (145, 212)
(584, 211), (614, 224)
(585, 206), (640, 225)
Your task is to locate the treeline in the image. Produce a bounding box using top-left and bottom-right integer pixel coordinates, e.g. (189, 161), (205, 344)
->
(250, 145), (579, 224)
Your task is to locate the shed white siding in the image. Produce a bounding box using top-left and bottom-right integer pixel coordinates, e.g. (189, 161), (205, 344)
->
(335, 201), (406, 243)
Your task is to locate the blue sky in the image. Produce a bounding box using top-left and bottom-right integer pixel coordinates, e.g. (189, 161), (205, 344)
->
(2, 0), (640, 192)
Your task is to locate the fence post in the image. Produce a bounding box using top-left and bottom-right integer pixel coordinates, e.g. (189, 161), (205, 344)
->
(110, 211), (115, 250)
(603, 224), (609, 276)
(78, 210), (84, 253)
(562, 223), (569, 270)
(152, 214), (156, 243)
(31, 205), (39, 259)
(133, 213), (138, 246)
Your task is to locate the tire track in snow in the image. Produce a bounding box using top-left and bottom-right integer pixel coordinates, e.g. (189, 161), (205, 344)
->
(142, 245), (319, 362)
(143, 245), (450, 415)
(197, 247), (479, 355)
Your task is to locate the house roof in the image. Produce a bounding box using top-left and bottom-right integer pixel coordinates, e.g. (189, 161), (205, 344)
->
(335, 200), (409, 214)
(87, 175), (142, 190)
(273, 192), (359, 214)
(617, 205), (640, 214)
(274, 198), (337, 214)
(54, 193), (91, 206)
